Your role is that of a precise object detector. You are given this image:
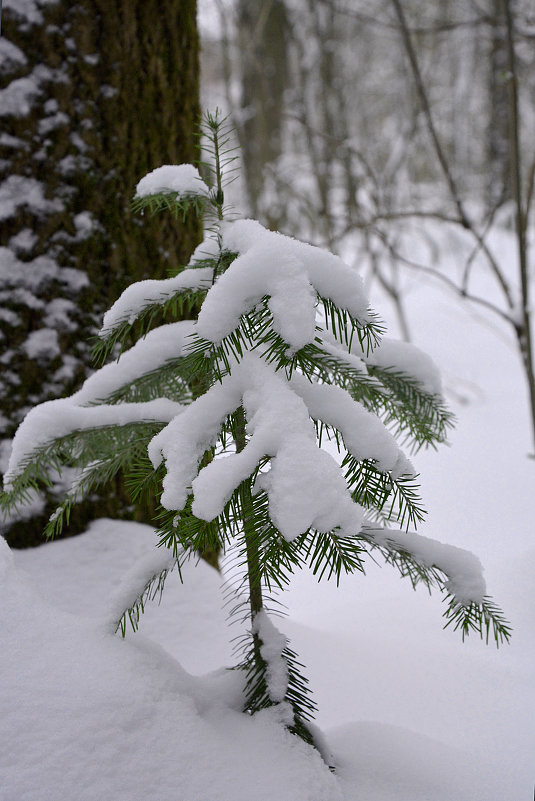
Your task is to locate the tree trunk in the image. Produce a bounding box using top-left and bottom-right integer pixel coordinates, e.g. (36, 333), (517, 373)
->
(0, 0), (201, 547)
(488, 0), (511, 207)
(236, 0), (289, 226)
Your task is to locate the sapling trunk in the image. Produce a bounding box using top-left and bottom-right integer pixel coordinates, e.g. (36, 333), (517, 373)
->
(233, 406), (264, 661)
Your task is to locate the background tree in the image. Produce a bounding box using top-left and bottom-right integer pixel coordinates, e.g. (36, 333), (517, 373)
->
(235, 0), (289, 226)
(0, 0), (201, 546)
(207, 0), (535, 449)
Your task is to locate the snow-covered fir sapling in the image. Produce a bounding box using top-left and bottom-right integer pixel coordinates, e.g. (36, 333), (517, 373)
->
(1, 112), (510, 755)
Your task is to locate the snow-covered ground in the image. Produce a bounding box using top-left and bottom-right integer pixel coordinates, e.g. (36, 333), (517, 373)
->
(1, 227), (534, 799)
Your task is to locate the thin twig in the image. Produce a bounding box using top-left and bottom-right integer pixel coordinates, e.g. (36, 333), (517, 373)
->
(503, 0), (535, 451)
(375, 229), (516, 327)
(390, 0), (514, 309)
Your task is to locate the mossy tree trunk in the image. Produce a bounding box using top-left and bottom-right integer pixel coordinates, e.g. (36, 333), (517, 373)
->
(0, 0), (201, 547)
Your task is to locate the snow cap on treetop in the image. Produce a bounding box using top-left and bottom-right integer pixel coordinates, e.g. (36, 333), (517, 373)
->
(135, 164), (209, 199)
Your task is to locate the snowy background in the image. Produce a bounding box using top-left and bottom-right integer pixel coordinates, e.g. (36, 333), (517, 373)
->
(1, 223), (533, 800)
(1, 1), (533, 796)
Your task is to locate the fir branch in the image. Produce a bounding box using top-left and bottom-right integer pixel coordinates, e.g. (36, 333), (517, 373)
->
(233, 487), (303, 593)
(131, 191), (207, 219)
(115, 561), (176, 637)
(343, 454), (426, 529)
(92, 287), (210, 366)
(192, 293), (386, 384)
(443, 595), (512, 646)
(97, 356), (199, 406)
(360, 528), (512, 646)
(155, 497), (228, 561)
(296, 339), (453, 450)
(124, 453), (165, 506)
(1, 422), (163, 525)
(235, 619), (318, 734)
(367, 364), (455, 450)
(320, 296), (385, 356)
(198, 109), (240, 219)
(299, 529), (367, 585)
(308, 415), (427, 530)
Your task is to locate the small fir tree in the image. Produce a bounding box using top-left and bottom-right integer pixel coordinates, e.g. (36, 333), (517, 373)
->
(1, 113), (510, 754)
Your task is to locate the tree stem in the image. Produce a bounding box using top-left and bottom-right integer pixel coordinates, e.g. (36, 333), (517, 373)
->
(234, 407), (264, 657)
(503, 0), (535, 454)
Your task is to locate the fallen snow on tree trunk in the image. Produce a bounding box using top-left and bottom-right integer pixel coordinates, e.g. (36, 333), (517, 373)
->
(253, 609), (290, 703)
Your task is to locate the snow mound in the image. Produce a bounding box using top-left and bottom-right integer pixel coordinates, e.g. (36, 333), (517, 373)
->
(0, 524), (341, 801)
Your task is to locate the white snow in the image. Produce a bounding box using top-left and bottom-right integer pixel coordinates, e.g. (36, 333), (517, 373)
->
(0, 133), (26, 149)
(0, 65), (54, 117)
(0, 308), (22, 326)
(0, 524), (342, 801)
(44, 298), (77, 331)
(364, 527), (486, 603)
(0, 505), (532, 800)
(0, 207), (533, 799)
(4, 399), (184, 489)
(22, 327), (60, 361)
(253, 609), (290, 703)
(58, 153), (92, 177)
(0, 176), (64, 220)
(38, 111), (70, 135)
(148, 353), (364, 540)
(365, 338), (442, 395)
(290, 371), (413, 477)
(9, 228), (38, 253)
(0, 38), (27, 73)
(100, 84), (118, 99)
(3, 0), (59, 25)
(135, 164), (210, 198)
(75, 321), (196, 404)
(106, 546), (176, 633)
(0, 75), (41, 116)
(0, 248), (88, 301)
(99, 267), (213, 336)
(196, 219), (372, 349)
(73, 210), (95, 238)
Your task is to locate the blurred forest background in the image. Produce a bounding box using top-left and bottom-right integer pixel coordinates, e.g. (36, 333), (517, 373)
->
(1, 0), (534, 544)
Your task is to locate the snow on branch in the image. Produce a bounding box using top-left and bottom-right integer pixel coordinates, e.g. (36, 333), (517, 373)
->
(196, 219), (373, 352)
(148, 353), (364, 541)
(363, 526), (486, 604)
(99, 266), (213, 338)
(252, 610), (289, 704)
(135, 164), (210, 199)
(107, 547), (177, 636)
(361, 526), (511, 644)
(364, 337), (443, 396)
(289, 371), (414, 478)
(4, 398), (183, 489)
(74, 321), (196, 404)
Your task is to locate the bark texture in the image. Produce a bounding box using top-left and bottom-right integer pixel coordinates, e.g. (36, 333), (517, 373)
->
(236, 0), (289, 225)
(0, 0), (201, 546)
